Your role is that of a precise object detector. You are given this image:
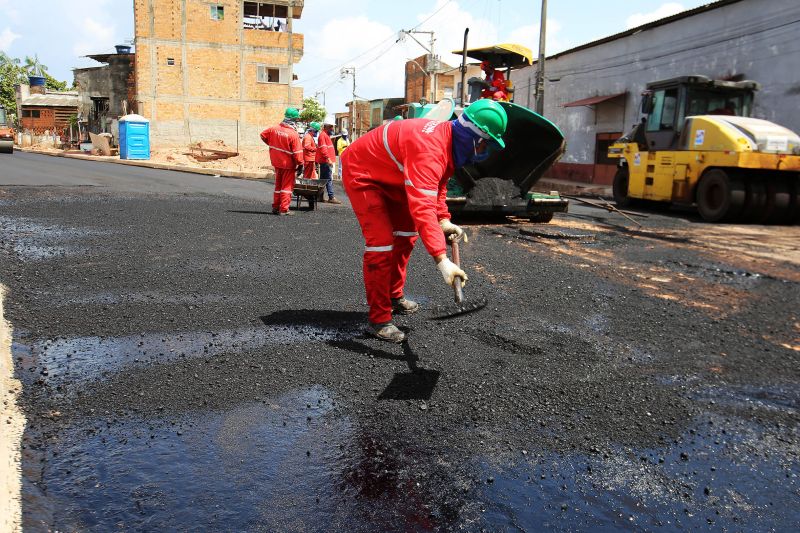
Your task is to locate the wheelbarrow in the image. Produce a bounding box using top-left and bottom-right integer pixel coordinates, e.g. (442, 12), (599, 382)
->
(293, 178), (326, 210)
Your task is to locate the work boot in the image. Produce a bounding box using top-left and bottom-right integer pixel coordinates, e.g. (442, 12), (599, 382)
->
(278, 210), (295, 216)
(272, 208), (279, 215)
(367, 322), (405, 343)
(391, 297), (419, 315)
(326, 197), (343, 205)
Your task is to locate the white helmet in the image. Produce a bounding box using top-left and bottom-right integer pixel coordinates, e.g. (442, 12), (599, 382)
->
(341, 128), (348, 136)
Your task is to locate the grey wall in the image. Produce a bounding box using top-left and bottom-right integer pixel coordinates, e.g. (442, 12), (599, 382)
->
(512, 0), (800, 166)
(74, 55), (134, 119)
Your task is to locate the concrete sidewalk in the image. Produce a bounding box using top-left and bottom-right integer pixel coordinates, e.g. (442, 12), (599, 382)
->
(18, 147), (611, 197)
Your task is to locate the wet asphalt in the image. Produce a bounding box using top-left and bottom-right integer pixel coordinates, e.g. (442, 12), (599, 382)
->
(1, 152), (799, 531)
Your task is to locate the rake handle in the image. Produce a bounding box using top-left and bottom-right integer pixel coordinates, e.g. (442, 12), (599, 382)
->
(450, 238), (464, 304)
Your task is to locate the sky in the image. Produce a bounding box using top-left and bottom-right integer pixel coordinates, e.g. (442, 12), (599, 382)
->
(0, 0), (713, 121)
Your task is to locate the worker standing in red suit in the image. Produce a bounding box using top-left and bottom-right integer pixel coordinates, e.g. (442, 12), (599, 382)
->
(341, 99), (508, 342)
(480, 61), (508, 101)
(260, 107), (303, 216)
(316, 124), (341, 203)
(302, 122), (321, 179)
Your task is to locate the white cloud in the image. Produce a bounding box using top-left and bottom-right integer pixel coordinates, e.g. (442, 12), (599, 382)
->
(625, 3), (686, 29)
(72, 17), (118, 57)
(507, 18), (570, 58)
(0, 27), (21, 50)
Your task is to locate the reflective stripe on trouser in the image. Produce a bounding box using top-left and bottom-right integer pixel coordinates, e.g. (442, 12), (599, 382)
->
(272, 167), (296, 212)
(345, 180), (418, 324)
(303, 162), (318, 180)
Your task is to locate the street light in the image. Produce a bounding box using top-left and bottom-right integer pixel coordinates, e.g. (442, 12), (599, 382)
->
(406, 58), (432, 104)
(341, 67), (356, 136)
(398, 29), (437, 103)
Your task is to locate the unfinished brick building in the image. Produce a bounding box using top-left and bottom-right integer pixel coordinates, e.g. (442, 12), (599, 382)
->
(133, 0), (304, 147)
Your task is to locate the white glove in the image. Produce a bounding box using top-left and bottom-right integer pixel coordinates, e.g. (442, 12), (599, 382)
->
(439, 219), (468, 242)
(437, 258), (468, 288)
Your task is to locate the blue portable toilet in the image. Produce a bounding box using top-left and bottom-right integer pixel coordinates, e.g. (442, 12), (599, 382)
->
(119, 114), (150, 160)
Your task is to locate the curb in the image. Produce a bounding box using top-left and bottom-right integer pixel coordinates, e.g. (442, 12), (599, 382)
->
(17, 148), (275, 182)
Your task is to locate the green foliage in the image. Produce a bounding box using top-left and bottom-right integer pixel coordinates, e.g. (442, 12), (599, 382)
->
(0, 63), (24, 117)
(45, 72), (69, 92)
(299, 97), (326, 124)
(23, 54), (48, 77)
(0, 54), (71, 122)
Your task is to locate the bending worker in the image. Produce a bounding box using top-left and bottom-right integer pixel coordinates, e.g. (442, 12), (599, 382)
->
(260, 107), (303, 216)
(341, 99), (508, 342)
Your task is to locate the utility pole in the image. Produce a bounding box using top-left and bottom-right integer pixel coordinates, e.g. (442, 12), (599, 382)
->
(341, 67), (356, 136)
(535, 0), (547, 115)
(398, 29), (437, 103)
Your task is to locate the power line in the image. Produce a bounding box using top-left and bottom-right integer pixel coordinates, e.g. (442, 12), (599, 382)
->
(298, 0), (461, 87)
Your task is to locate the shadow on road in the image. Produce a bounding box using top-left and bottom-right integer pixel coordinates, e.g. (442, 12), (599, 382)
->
(260, 309), (367, 328)
(227, 209), (274, 215)
(378, 368), (440, 401)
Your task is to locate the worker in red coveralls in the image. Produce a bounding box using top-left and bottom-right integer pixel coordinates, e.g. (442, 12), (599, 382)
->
(341, 99), (508, 342)
(317, 124), (341, 204)
(260, 107), (303, 216)
(480, 61), (508, 101)
(302, 122), (321, 179)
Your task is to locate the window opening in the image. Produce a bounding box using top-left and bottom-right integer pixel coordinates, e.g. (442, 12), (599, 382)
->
(167, 57), (175, 66)
(243, 2), (288, 31)
(257, 65), (286, 84)
(210, 5), (224, 21)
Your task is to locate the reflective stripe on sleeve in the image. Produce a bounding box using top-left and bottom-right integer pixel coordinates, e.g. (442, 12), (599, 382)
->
(393, 231), (418, 237)
(382, 123), (404, 172)
(268, 145), (295, 154)
(404, 178), (437, 197)
(365, 245), (393, 252)
(276, 189), (293, 194)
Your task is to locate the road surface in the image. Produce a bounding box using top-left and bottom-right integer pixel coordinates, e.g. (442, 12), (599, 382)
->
(1, 152), (798, 531)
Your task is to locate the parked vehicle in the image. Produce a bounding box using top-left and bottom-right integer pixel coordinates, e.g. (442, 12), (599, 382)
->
(0, 106), (14, 154)
(608, 75), (800, 223)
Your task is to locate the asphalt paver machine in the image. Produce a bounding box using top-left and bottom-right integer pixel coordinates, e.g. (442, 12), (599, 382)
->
(417, 98), (567, 223)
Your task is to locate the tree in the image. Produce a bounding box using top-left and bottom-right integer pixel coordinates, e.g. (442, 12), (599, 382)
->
(0, 52), (20, 67)
(0, 62), (26, 117)
(23, 54), (48, 77)
(299, 97), (326, 124)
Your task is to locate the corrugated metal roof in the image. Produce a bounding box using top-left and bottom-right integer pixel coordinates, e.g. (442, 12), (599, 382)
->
(21, 93), (79, 108)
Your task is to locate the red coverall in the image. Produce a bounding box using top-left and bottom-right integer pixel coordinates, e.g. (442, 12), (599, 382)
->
(481, 68), (508, 101)
(341, 119), (453, 325)
(302, 132), (318, 179)
(315, 130), (335, 165)
(260, 122), (303, 213)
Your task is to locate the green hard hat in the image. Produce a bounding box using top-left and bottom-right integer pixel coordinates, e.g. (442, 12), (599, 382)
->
(463, 99), (507, 148)
(309, 121), (321, 131)
(284, 107), (300, 119)
(393, 115), (403, 121)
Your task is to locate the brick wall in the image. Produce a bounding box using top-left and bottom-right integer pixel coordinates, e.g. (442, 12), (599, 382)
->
(134, 0), (304, 147)
(20, 106), (77, 134)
